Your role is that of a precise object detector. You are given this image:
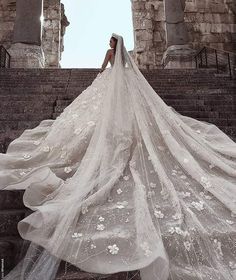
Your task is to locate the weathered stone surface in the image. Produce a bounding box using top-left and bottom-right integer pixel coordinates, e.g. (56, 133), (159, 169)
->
(0, 190), (25, 210)
(9, 43), (45, 68)
(132, 0), (236, 69)
(12, 0), (43, 45)
(0, 0), (69, 68)
(165, 0), (189, 46)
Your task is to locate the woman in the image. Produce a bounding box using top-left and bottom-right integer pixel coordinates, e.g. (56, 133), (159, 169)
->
(1, 34), (236, 280)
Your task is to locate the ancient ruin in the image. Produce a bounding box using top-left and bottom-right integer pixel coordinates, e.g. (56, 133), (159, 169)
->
(131, 0), (236, 69)
(0, 0), (235, 68)
(0, 0), (69, 68)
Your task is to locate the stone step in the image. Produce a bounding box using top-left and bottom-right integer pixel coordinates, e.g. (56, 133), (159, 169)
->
(0, 235), (29, 277)
(0, 190), (25, 210)
(55, 268), (140, 280)
(0, 106), (55, 114)
(0, 112), (53, 121)
(0, 208), (32, 237)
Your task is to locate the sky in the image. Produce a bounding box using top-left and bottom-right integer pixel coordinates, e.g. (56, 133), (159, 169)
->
(60, 0), (134, 68)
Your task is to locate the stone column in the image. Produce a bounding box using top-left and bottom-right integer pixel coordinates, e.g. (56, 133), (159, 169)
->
(162, 0), (196, 68)
(9, 0), (45, 68)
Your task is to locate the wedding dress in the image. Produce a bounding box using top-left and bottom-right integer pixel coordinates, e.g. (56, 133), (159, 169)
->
(1, 33), (236, 280)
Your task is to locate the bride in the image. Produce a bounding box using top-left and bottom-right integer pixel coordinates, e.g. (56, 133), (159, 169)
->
(1, 33), (236, 280)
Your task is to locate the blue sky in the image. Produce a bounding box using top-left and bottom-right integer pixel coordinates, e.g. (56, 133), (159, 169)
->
(60, 0), (134, 68)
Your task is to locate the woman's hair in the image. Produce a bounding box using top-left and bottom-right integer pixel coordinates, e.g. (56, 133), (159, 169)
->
(111, 36), (118, 54)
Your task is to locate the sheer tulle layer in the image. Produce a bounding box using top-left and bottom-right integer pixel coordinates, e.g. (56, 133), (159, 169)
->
(1, 35), (236, 280)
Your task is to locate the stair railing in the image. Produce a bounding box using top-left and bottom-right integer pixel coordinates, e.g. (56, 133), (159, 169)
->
(195, 46), (236, 79)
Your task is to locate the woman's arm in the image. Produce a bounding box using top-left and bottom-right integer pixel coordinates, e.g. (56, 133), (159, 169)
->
(100, 50), (111, 73)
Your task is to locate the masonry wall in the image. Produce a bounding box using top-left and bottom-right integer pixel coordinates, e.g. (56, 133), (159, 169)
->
(0, 0), (69, 68)
(132, 0), (236, 69)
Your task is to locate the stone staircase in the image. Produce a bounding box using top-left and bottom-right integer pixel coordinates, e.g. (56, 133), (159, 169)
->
(0, 68), (235, 279)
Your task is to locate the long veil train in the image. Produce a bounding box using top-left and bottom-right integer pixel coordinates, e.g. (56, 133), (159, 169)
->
(1, 34), (236, 280)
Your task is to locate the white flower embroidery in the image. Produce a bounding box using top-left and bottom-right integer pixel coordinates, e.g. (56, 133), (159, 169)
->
(19, 171), (27, 176)
(90, 244), (97, 249)
(81, 205), (88, 214)
(98, 216), (105, 222)
(23, 154), (31, 159)
(125, 218), (129, 223)
(168, 227), (189, 237)
(96, 224), (105, 231)
(209, 164), (215, 169)
(116, 201), (128, 209)
(179, 191), (191, 198)
(180, 175), (187, 180)
(229, 261), (236, 269)
(33, 140), (41, 145)
(116, 205), (124, 209)
(116, 188), (123, 194)
(183, 158), (189, 163)
(42, 145), (50, 152)
(200, 176), (212, 189)
(123, 175), (129, 181)
(199, 192), (212, 200)
(172, 169), (177, 175)
(196, 130), (201, 134)
(107, 244), (119, 255)
(172, 213), (182, 220)
(175, 227), (183, 235)
(141, 242), (152, 257)
(226, 220), (234, 225)
(184, 241), (191, 251)
(191, 201), (204, 211)
(60, 150), (67, 158)
(150, 182), (156, 189)
(64, 166), (72, 173)
(72, 232), (83, 239)
(169, 227), (175, 234)
(154, 210), (164, 219)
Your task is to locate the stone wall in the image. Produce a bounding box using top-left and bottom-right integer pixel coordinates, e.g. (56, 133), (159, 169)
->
(43, 0), (69, 67)
(185, 0), (236, 52)
(132, 0), (166, 69)
(132, 0), (236, 69)
(0, 0), (16, 50)
(0, 0), (69, 68)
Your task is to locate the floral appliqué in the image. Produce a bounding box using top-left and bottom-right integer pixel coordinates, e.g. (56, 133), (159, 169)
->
(107, 244), (119, 255)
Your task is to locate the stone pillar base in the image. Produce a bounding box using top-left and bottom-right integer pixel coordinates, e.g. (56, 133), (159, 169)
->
(162, 45), (196, 69)
(9, 43), (45, 68)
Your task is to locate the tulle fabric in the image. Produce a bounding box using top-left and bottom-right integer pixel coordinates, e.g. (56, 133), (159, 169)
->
(1, 34), (236, 280)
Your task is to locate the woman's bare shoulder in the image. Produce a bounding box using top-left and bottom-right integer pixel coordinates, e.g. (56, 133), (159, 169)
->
(106, 49), (113, 55)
